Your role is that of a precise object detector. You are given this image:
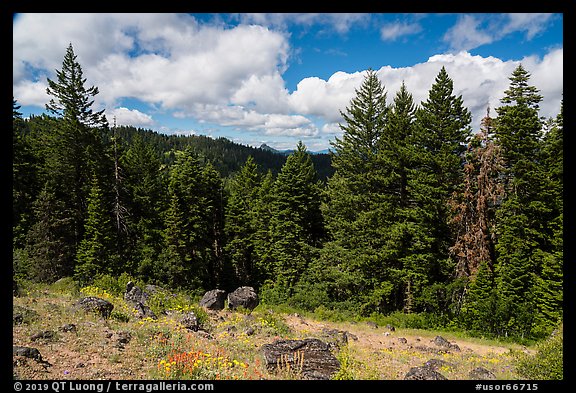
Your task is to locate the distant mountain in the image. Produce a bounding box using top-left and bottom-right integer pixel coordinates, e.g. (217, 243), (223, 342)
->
(259, 143), (331, 156)
(114, 127), (334, 180)
(310, 149), (332, 155)
(259, 143), (277, 152)
(259, 143), (292, 156)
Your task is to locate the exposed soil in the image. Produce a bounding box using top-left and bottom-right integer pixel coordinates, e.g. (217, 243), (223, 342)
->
(13, 289), (531, 381)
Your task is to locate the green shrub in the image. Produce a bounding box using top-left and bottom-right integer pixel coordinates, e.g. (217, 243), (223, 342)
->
(50, 276), (80, 295)
(92, 273), (140, 297)
(257, 312), (291, 337)
(259, 281), (290, 306)
(332, 345), (355, 380)
(515, 324), (563, 380)
(289, 281), (331, 312)
(313, 305), (350, 322)
(146, 289), (208, 327)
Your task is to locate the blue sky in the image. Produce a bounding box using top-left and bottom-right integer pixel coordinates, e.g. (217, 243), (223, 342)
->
(13, 13), (563, 151)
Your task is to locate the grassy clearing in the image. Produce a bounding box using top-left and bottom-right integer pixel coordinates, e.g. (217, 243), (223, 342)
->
(13, 280), (556, 381)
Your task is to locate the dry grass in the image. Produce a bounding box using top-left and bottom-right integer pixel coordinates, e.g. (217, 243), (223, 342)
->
(13, 282), (529, 380)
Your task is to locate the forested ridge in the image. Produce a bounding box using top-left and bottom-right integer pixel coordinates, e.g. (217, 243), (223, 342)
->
(13, 44), (563, 341)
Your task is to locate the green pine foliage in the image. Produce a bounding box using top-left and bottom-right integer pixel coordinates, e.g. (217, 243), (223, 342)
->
(224, 156), (263, 287)
(159, 148), (226, 291)
(269, 142), (324, 294)
(24, 187), (76, 282)
(75, 174), (115, 285)
(120, 134), (167, 279)
(13, 45), (563, 343)
(321, 70), (391, 312)
(412, 66), (473, 283)
(13, 99), (40, 248)
(492, 64), (561, 338)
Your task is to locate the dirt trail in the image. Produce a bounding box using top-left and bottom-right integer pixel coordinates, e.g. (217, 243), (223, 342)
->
(283, 313), (514, 356)
(13, 293), (528, 380)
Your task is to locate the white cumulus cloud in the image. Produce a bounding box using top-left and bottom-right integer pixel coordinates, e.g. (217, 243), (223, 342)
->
(106, 107), (155, 127)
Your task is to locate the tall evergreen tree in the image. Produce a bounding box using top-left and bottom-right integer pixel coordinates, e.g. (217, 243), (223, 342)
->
(13, 98), (40, 248)
(252, 169), (276, 286)
(24, 187), (75, 282)
(45, 43), (108, 128)
(41, 43), (110, 269)
(532, 101), (563, 337)
(225, 156), (263, 286)
(410, 66), (472, 307)
(492, 64), (553, 337)
(270, 142), (324, 294)
(74, 174), (115, 285)
(323, 68), (388, 246)
(201, 161), (227, 289)
(121, 134), (167, 280)
(321, 69), (395, 314)
(380, 81), (429, 313)
(160, 149), (225, 290)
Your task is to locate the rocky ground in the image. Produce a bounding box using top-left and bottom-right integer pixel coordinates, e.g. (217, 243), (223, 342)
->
(12, 282), (533, 381)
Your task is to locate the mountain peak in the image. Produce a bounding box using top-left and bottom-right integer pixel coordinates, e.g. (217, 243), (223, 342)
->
(259, 143), (275, 151)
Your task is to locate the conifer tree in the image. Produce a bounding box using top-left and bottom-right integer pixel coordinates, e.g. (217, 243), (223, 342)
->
(201, 161), (227, 289)
(160, 149), (225, 290)
(321, 70), (407, 313)
(449, 108), (504, 278)
(380, 81), (429, 312)
(532, 102), (563, 337)
(492, 64), (550, 337)
(121, 134), (167, 280)
(324, 69), (388, 248)
(42, 43), (109, 261)
(225, 156), (263, 286)
(413, 66), (472, 274)
(74, 174), (115, 285)
(24, 187), (75, 282)
(252, 170), (276, 286)
(460, 259), (499, 333)
(45, 43), (107, 128)
(270, 142), (323, 293)
(161, 149), (207, 289)
(13, 98), (40, 248)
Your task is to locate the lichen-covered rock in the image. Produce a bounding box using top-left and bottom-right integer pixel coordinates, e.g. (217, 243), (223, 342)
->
(199, 289), (227, 310)
(124, 281), (157, 319)
(30, 330), (57, 342)
(431, 335), (461, 352)
(469, 367), (497, 380)
(74, 297), (114, 319)
(261, 338), (340, 380)
(227, 286), (259, 311)
(404, 365), (447, 380)
(179, 311), (199, 331)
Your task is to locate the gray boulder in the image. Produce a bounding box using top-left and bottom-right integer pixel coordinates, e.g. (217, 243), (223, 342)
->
(199, 289), (227, 310)
(30, 330), (57, 342)
(432, 335), (461, 352)
(227, 286), (259, 311)
(178, 311), (199, 331)
(124, 281), (157, 319)
(125, 281), (148, 304)
(404, 365), (447, 380)
(469, 367), (497, 380)
(74, 297), (114, 319)
(320, 328), (356, 349)
(13, 346), (51, 367)
(261, 338), (340, 380)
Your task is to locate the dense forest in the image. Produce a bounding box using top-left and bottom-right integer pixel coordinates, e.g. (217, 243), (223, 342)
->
(13, 44), (563, 341)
